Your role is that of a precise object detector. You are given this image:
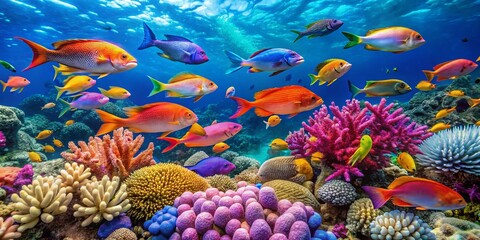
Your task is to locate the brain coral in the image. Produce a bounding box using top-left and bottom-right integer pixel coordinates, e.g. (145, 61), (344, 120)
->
(125, 163), (210, 220)
(263, 180), (320, 211)
(416, 125), (480, 176)
(370, 210), (435, 240)
(346, 198), (382, 237)
(317, 180), (357, 206)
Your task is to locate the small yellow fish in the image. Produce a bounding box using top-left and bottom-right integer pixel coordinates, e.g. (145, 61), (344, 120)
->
(35, 130), (53, 140)
(212, 142), (230, 153)
(348, 135), (372, 166)
(397, 152), (416, 173)
(41, 102), (56, 110)
(28, 151), (42, 162)
(54, 75), (96, 100)
(263, 115), (281, 129)
(415, 81), (436, 91)
(269, 138), (289, 150)
(43, 145), (55, 153)
(428, 122), (451, 133)
(446, 90), (465, 97)
(476, 120), (480, 126)
(310, 151), (325, 164)
(65, 120), (74, 126)
(309, 136), (318, 143)
(98, 86), (131, 100)
(53, 138), (64, 148)
(435, 107), (455, 119)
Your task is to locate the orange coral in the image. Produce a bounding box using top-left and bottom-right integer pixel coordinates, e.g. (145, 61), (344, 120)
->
(0, 167), (21, 187)
(61, 127), (155, 180)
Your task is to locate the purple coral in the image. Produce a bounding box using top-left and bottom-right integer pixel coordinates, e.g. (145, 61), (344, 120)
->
(332, 223), (348, 238)
(2, 164), (33, 195)
(0, 131), (6, 148)
(454, 183), (480, 203)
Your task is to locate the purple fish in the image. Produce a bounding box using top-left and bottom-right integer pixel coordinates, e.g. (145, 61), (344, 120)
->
(59, 92), (109, 117)
(138, 22), (209, 65)
(291, 19), (344, 42)
(225, 48), (304, 77)
(185, 156), (236, 177)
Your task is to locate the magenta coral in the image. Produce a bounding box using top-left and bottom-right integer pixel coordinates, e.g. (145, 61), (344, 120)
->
(2, 164), (33, 195)
(332, 222), (348, 238)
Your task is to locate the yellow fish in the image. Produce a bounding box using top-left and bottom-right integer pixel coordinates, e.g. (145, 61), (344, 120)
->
(35, 130), (53, 140)
(477, 56), (479, 62)
(53, 138), (64, 148)
(435, 107), (455, 119)
(28, 151), (42, 162)
(43, 145), (55, 153)
(469, 98), (480, 108)
(309, 136), (318, 143)
(445, 90), (465, 97)
(41, 102), (56, 110)
(348, 135), (372, 166)
(98, 86), (131, 100)
(397, 152), (416, 173)
(263, 115), (281, 129)
(348, 79), (411, 98)
(55, 75), (96, 100)
(415, 81), (435, 91)
(310, 151), (325, 164)
(212, 142), (230, 153)
(428, 122), (451, 133)
(65, 120), (74, 126)
(269, 138), (289, 150)
(308, 59), (352, 86)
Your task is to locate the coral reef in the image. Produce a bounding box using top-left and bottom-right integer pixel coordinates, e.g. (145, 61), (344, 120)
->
(61, 127), (155, 180)
(98, 213), (132, 239)
(262, 180), (321, 211)
(0, 217), (21, 239)
(234, 167), (260, 184)
(184, 151), (209, 167)
(417, 125), (480, 176)
(57, 122), (95, 143)
(31, 158), (65, 178)
(58, 162), (91, 193)
(445, 202), (480, 222)
(125, 163), (210, 220)
(143, 206), (178, 239)
(346, 198), (382, 237)
(105, 227), (137, 240)
(206, 175), (237, 192)
(0, 166), (22, 188)
(258, 156), (313, 184)
(317, 180), (357, 206)
(431, 216), (480, 239)
(0, 105), (24, 146)
(454, 182), (480, 202)
(370, 210), (435, 239)
(231, 156), (260, 176)
(0, 131), (5, 148)
(1, 164), (33, 195)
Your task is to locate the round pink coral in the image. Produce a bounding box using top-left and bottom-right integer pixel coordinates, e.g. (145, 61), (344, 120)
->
(259, 187), (278, 211)
(288, 221), (311, 240)
(270, 233), (288, 240)
(203, 229), (221, 240)
(304, 206), (314, 219)
(177, 210), (196, 233)
(206, 188), (220, 200)
(237, 181), (248, 188)
(182, 227), (199, 240)
(273, 213), (295, 235)
(236, 187), (246, 195)
(245, 185), (259, 194)
(225, 190), (236, 197)
(192, 191), (206, 203)
(212, 195), (221, 205)
(277, 199), (292, 215)
(200, 200), (217, 215)
(241, 190), (257, 205)
(232, 228), (250, 240)
(219, 196), (234, 207)
(266, 212), (279, 229)
(229, 203), (244, 219)
(245, 202), (264, 226)
(250, 219), (272, 240)
(177, 203), (192, 215)
(232, 195), (243, 204)
(225, 219), (242, 237)
(284, 206), (307, 222)
(195, 212), (213, 235)
(179, 191), (194, 205)
(214, 206), (231, 228)
(245, 198), (257, 207)
(221, 235), (232, 240)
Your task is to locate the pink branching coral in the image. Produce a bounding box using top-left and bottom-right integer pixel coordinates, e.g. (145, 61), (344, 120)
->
(287, 98), (431, 181)
(61, 127), (155, 180)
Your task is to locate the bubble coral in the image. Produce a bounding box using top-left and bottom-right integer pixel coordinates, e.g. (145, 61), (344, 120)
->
(370, 210), (435, 240)
(317, 180), (357, 206)
(206, 175), (237, 192)
(125, 163), (210, 220)
(263, 180), (321, 211)
(346, 198), (382, 237)
(143, 206), (178, 239)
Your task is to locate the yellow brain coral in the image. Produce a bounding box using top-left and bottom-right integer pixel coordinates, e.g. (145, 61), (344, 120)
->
(125, 163), (210, 220)
(206, 175), (237, 192)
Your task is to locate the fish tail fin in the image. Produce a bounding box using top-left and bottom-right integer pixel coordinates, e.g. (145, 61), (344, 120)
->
(224, 50), (245, 74)
(361, 186), (392, 209)
(55, 86), (65, 100)
(58, 99), (71, 118)
(422, 70), (435, 82)
(138, 22), (157, 50)
(94, 109), (125, 136)
(308, 74), (319, 85)
(263, 120), (269, 129)
(15, 37), (49, 71)
(229, 96), (254, 119)
(158, 137), (181, 153)
(342, 32), (362, 49)
(98, 87), (107, 96)
(148, 76), (166, 97)
(291, 30), (303, 42)
(52, 65), (60, 80)
(0, 80), (7, 92)
(348, 80), (362, 99)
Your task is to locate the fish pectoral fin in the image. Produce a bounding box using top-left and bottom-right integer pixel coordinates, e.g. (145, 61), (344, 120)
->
(415, 207), (427, 211)
(269, 70), (285, 77)
(168, 121), (180, 125)
(288, 113), (299, 118)
(391, 197), (414, 207)
(96, 73), (110, 79)
(96, 55), (110, 63)
(57, 64), (84, 74)
(248, 67), (263, 73)
(160, 131), (173, 138)
(273, 61), (283, 67)
(10, 88), (18, 92)
(193, 95), (204, 102)
(364, 44), (380, 51)
(157, 52), (171, 59)
(18, 87), (24, 93)
(293, 101), (302, 104)
(254, 108), (274, 117)
(189, 123), (206, 136)
(289, 174), (306, 184)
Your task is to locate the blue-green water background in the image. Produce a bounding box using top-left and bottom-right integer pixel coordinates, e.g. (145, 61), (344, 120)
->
(0, 0), (479, 160)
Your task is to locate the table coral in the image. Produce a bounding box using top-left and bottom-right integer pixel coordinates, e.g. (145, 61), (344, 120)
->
(61, 127), (155, 180)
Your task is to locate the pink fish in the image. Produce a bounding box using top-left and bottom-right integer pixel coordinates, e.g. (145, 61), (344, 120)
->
(159, 122), (242, 153)
(423, 59), (478, 81)
(0, 76), (30, 93)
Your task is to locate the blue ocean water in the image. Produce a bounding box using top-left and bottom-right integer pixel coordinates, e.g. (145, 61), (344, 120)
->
(0, 0), (479, 160)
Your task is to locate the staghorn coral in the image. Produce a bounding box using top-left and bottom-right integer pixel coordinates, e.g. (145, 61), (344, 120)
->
(206, 175), (237, 192)
(263, 180), (320, 211)
(125, 163), (210, 220)
(370, 210), (435, 239)
(61, 127), (155, 180)
(0, 217), (21, 239)
(58, 162), (91, 193)
(346, 198), (382, 237)
(317, 180), (357, 206)
(73, 175), (131, 227)
(417, 125), (480, 176)
(11, 176), (73, 232)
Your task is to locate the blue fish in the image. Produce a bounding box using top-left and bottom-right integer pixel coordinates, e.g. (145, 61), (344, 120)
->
(291, 19), (344, 42)
(185, 156), (236, 177)
(224, 48), (304, 77)
(138, 22), (209, 65)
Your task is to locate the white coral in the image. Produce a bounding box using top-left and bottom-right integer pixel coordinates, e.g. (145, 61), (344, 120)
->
(58, 162), (91, 193)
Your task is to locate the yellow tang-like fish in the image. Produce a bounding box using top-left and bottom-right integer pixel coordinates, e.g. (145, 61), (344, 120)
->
(65, 120), (75, 126)
(99, 86), (131, 100)
(308, 59), (351, 86)
(43, 145), (55, 153)
(428, 122), (451, 133)
(435, 107), (455, 120)
(263, 115), (281, 129)
(348, 135), (372, 166)
(35, 130), (53, 140)
(269, 138), (289, 150)
(53, 138), (64, 148)
(28, 151), (42, 162)
(212, 142), (230, 153)
(446, 90), (465, 97)
(397, 152), (416, 173)
(55, 75), (96, 100)
(348, 79), (411, 98)
(148, 73), (218, 102)
(415, 81), (435, 91)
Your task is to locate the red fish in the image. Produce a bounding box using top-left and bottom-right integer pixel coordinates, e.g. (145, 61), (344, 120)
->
(422, 59), (478, 81)
(362, 176), (466, 210)
(0, 76), (30, 93)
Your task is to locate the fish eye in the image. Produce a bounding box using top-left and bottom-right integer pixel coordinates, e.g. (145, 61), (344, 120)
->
(340, 62), (344, 66)
(399, 83), (406, 88)
(311, 96), (316, 100)
(272, 143), (276, 145)
(469, 63), (473, 66)
(124, 91), (128, 94)
(209, 82), (214, 86)
(333, 20), (337, 23)
(233, 125), (238, 128)
(416, 35), (422, 40)
(121, 54), (127, 59)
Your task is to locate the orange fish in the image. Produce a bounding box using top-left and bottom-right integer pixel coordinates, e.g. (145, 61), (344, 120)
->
(0, 76), (30, 93)
(229, 85), (323, 118)
(212, 142), (230, 153)
(362, 176), (466, 210)
(95, 102), (202, 136)
(263, 115), (281, 129)
(16, 37), (137, 78)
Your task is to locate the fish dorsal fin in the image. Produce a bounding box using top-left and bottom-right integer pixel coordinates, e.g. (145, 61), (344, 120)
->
(164, 34), (192, 42)
(305, 21), (317, 29)
(123, 102), (166, 117)
(169, 72), (198, 83)
(433, 60), (453, 70)
(388, 176), (439, 189)
(63, 75), (76, 85)
(366, 27), (390, 36)
(52, 39), (103, 49)
(315, 59), (336, 73)
(254, 85), (301, 99)
(365, 81), (379, 87)
(250, 48), (273, 58)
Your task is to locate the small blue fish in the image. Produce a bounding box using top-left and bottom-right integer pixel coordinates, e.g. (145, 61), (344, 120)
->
(225, 86), (235, 98)
(225, 48), (304, 77)
(58, 92), (109, 117)
(138, 22), (209, 64)
(185, 156), (236, 177)
(291, 19), (344, 42)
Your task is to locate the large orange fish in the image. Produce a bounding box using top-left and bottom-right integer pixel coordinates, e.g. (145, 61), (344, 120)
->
(95, 102), (202, 136)
(229, 85), (323, 118)
(16, 37), (137, 78)
(362, 176), (466, 210)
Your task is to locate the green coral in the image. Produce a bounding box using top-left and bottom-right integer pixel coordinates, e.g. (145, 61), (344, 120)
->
(206, 175), (237, 192)
(445, 202), (480, 223)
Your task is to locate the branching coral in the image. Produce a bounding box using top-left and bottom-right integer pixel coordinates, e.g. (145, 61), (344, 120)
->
(73, 175), (131, 227)
(58, 162), (91, 193)
(11, 176), (73, 232)
(0, 217), (21, 239)
(61, 127), (155, 180)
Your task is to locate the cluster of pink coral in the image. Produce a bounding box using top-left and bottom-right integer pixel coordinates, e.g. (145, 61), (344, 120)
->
(61, 127), (155, 180)
(287, 98), (431, 180)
